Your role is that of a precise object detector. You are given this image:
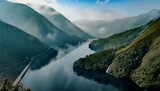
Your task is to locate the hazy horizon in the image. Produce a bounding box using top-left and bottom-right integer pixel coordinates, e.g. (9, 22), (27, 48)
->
(8, 0), (160, 22)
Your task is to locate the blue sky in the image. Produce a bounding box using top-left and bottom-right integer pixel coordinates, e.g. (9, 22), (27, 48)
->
(9, 0), (160, 21)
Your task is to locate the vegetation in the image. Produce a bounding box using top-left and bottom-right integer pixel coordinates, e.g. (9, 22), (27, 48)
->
(109, 18), (160, 90)
(131, 36), (160, 89)
(74, 18), (160, 90)
(109, 40), (152, 78)
(0, 21), (57, 82)
(0, 1), (87, 49)
(73, 49), (116, 72)
(0, 79), (31, 91)
(89, 25), (146, 51)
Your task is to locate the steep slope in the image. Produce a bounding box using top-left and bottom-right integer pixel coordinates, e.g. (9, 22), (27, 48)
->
(0, 1), (82, 48)
(108, 18), (160, 89)
(75, 9), (160, 38)
(28, 4), (92, 40)
(89, 25), (146, 51)
(73, 24), (147, 72)
(73, 24), (146, 72)
(0, 20), (57, 82)
(74, 17), (160, 90)
(131, 36), (160, 89)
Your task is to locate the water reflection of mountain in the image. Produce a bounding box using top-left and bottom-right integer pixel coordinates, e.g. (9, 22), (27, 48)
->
(73, 67), (143, 91)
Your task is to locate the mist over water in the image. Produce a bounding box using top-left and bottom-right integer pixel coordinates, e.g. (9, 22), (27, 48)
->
(22, 42), (121, 91)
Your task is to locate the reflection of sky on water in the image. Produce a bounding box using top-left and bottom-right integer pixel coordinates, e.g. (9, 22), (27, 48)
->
(22, 42), (118, 91)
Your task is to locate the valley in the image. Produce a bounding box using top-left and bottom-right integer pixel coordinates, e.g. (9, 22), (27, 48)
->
(0, 0), (160, 91)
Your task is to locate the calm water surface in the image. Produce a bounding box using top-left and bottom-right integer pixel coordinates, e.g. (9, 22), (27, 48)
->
(22, 42), (141, 91)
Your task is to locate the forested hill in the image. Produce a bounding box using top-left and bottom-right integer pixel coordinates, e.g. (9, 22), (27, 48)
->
(74, 17), (160, 90)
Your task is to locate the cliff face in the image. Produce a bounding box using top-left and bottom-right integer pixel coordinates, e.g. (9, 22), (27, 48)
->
(73, 17), (160, 90)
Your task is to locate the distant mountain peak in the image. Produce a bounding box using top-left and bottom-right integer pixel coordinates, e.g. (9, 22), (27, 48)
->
(75, 9), (160, 38)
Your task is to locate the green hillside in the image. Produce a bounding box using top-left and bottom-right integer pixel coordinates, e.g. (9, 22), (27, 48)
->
(109, 18), (160, 77)
(0, 20), (57, 82)
(73, 17), (160, 90)
(131, 36), (160, 89)
(0, 1), (85, 49)
(108, 18), (160, 89)
(74, 24), (147, 71)
(34, 5), (92, 40)
(89, 25), (146, 51)
(73, 49), (116, 71)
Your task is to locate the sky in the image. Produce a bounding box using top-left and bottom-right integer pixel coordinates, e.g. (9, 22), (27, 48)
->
(8, 0), (160, 22)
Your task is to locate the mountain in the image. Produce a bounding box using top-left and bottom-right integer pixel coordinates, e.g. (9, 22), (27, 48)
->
(73, 24), (147, 71)
(89, 25), (146, 51)
(73, 17), (160, 90)
(27, 4), (92, 40)
(75, 9), (160, 38)
(0, 20), (57, 82)
(108, 17), (160, 90)
(0, 0), (84, 48)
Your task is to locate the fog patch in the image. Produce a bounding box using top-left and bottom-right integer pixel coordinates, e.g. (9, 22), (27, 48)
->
(22, 42), (118, 91)
(98, 27), (107, 35)
(46, 33), (57, 41)
(54, 43), (82, 59)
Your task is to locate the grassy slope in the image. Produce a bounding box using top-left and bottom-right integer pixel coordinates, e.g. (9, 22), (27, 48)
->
(131, 36), (160, 89)
(109, 18), (160, 77)
(89, 25), (145, 51)
(73, 18), (160, 89)
(74, 25), (146, 72)
(108, 18), (160, 89)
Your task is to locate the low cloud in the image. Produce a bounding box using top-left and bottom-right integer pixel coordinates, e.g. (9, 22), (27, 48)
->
(8, 0), (124, 22)
(96, 0), (109, 4)
(46, 33), (57, 41)
(98, 27), (107, 34)
(79, 8), (124, 21)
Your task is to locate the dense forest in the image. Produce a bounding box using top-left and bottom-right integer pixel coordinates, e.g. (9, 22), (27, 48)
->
(74, 17), (160, 90)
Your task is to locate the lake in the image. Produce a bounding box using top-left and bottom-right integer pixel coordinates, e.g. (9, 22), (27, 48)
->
(22, 42), (141, 91)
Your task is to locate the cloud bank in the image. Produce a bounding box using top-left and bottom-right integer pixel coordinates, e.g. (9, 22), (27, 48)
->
(8, 0), (124, 22)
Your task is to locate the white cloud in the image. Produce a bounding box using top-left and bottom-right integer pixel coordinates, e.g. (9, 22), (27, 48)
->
(8, 0), (59, 9)
(8, 0), (124, 22)
(96, 0), (110, 4)
(76, 8), (124, 21)
(98, 27), (107, 34)
(46, 33), (57, 41)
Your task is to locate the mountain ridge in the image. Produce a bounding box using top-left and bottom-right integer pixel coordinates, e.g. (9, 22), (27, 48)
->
(27, 4), (92, 40)
(75, 9), (160, 38)
(0, 0), (85, 48)
(73, 17), (160, 90)
(0, 20), (57, 82)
